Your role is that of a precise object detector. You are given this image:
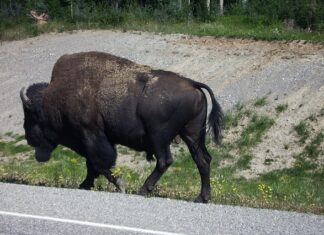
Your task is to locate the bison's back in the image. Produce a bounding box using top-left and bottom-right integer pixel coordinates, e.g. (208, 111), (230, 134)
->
(51, 51), (150, 83)
(46, 52), (152, 132)
(49, 51), (151, 107)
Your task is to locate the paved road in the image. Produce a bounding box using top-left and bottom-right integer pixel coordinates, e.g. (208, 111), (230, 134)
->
(0, 183), (323, 234)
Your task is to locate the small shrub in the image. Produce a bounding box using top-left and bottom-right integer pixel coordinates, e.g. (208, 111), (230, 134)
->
(301, 131), (324, 159)
(294, 121), (310, 144)
(223, 104), (250, 129)
(211, 176), (226, 198)
(293, 157), (317, 172)
(320, 108), (324, 117)
(223, 112), (240, 129)
(239, 115), (274, 148)
(258, 183), (272, 203)
(307, 114), (317, 122)
(275, 104), (288, 113)
(236, 154), (253, 169)
(254, 96), (267, 107)
(111, 166), (123, 177)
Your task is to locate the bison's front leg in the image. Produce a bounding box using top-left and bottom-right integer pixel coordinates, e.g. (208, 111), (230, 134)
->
(79, 159), (100, 190)
(83, 129), (125, 193)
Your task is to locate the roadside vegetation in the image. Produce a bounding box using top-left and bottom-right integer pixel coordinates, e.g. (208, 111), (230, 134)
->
(0, 0), (323, 42)
(1, 99), (323, 215)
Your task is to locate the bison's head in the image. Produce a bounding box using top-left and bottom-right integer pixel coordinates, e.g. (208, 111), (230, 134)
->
(20, 83), (57, 162)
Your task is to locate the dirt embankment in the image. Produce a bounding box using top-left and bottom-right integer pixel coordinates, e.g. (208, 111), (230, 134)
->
(0, 30), (323, 176)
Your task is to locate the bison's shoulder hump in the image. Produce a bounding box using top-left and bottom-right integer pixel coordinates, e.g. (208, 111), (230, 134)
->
(56, 51), (135, 67)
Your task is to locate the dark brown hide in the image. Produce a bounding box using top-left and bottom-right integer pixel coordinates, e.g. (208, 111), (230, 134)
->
(21, 52), (223, 203)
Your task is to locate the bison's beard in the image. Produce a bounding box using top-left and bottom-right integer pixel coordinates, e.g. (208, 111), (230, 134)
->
(35, 147), (52, 162)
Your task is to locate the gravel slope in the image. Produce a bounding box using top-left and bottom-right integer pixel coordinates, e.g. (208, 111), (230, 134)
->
(0, 30), (323, 134)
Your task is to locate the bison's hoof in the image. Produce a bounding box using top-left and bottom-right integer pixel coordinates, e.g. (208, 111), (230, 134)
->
(79, 185), (91, 190)
(194, 195), (209, 203)
(138, 188), (148, 196)
(79, 182), (93, 190)
(138, 186), (152, 196)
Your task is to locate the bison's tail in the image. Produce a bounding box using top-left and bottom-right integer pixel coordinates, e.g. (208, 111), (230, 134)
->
(192, 81), (223, 144)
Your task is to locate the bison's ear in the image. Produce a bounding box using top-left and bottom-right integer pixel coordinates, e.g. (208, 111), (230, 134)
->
(20, 87), (32, 110)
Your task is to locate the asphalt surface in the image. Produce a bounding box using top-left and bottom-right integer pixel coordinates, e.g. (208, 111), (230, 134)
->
(0, 183), (323, 235)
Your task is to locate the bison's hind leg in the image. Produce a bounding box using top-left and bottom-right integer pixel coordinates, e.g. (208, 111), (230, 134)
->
(104, 169), (125, 193)
(181, 132), (211, 203)
(139, 141), (173, 195)
(180, 109), (212, 203)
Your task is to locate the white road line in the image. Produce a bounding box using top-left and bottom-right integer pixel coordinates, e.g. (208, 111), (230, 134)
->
(0, 211), (185, 235)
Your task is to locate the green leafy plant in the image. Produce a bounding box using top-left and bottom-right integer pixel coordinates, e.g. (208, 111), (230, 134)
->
(254, 96), (267, 107)
(294, 121), (310, 144)
(275, 104), (288, 114)
(239, 115), (274, 148)
(236, 154), (253, 169)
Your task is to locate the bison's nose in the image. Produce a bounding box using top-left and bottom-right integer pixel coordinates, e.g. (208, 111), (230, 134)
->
(35, 147), (51, 162)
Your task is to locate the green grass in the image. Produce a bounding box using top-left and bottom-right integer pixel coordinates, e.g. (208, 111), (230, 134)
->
(239, 114), (274, 148)
(0, 143), (87, 188)
(1, 14), (323, 42)
(0, 134), (32, 155)
(236, 154), (253, 169)
(254, 96), (268, 107)
(275, 104), (288, 114)
(223, 103), (251, 129)
(300, 131), (324, 159)
(294, 121), (310, 144)
(320, 108), (324, 117)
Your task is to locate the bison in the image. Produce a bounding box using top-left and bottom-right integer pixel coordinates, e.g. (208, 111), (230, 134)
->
(20, 52), (223, 203)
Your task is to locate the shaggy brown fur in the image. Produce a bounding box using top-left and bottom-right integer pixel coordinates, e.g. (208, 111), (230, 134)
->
(21, 51), (223, 203)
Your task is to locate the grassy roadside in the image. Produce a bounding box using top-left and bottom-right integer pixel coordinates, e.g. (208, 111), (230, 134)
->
(1, 101), (323, 214)
(1, 15), (323, 42)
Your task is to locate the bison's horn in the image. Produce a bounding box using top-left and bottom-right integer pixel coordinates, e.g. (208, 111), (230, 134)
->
(20, 87), (32, 109)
